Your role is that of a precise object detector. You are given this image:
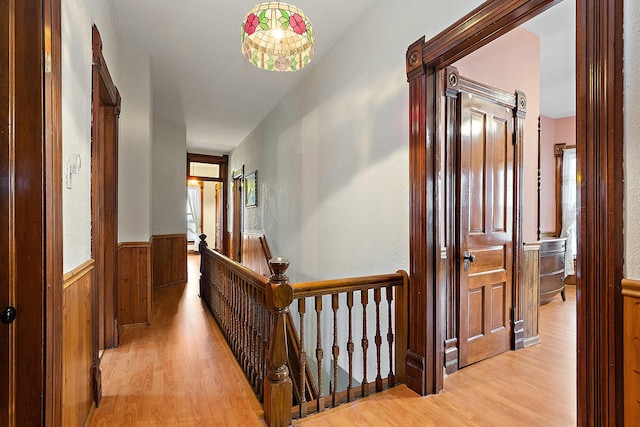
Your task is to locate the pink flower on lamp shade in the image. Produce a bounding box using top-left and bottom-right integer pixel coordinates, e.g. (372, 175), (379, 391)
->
(244, 13), (259, 35)
(289, 13), (306, 35)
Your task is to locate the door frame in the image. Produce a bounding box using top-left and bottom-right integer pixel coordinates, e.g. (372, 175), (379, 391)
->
(186, 152), (229, 255)
(1, 0), (64, 424)
(405, 0), (624, 424)
(91, 24), (121, 405)
(231, 166), (244, 262)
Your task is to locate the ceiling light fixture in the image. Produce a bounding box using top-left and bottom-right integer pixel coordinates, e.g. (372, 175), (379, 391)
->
(241, 2), (314, 72)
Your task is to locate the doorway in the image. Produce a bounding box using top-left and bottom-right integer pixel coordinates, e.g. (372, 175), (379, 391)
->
(91, 25), (120, 405)
(231, 167), (244, 262)
(448, 73), (520, 368)
(186, 153), (229, 255)
(405, 1), (624, 423)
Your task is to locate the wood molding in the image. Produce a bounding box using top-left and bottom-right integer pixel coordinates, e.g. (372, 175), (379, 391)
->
(152, 233), (187, 240)
(91, 25), (121, 407)
(622, 278), (640, 299)
(522, 245), (540, 348)
(118, 242), (152, 326)
(524, 242), (542, 251)
(623, 278), (640, 421)
(44, 0), (64, 423)
(576, 0), (624, 424)
(63, 259), (96, 289)
(406, 4), (624, 423)
(62, 263), (94, 427)
(151, 234), (187, 288)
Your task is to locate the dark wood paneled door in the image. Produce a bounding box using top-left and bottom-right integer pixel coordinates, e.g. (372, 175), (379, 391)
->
(458, 90), (514, 368)
(0, 1), (48, 424)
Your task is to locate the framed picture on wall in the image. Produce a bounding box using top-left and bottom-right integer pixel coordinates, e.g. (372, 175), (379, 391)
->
(245, 171), (257, 208)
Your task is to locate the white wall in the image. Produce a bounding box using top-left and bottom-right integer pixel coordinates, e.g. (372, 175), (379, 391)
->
(152, 118), (187, 235)
(62, 0), (121, 273)
(229, 0), (484, 283)
(119, 49), (153, 242)
(625, 0), (640, 279)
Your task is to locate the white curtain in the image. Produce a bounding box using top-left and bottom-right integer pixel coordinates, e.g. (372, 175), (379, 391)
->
(560, 148), (577, 276)
(187, 185), (202, 238)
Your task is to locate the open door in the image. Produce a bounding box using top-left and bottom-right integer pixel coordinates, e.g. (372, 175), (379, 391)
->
(1, 1), (51, 424)
(454, 74), (521, 368)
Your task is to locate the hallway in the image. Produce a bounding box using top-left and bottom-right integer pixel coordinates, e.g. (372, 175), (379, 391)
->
(90, 255), (265, 426)
(90, 255), (575, 426)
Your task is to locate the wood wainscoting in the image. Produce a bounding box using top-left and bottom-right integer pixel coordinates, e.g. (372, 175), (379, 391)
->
(118, 242), (152, 326)
(62, 260), (95, 427)
(523, 243), (541, 347)
(241, 232), (273, 278)
(623, 278), (640, 422)
(151, 234), (187, 288)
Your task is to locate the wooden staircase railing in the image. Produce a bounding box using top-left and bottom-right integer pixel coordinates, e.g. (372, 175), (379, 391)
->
(198, 235), (408, 427)
(290, 272), (408, 420)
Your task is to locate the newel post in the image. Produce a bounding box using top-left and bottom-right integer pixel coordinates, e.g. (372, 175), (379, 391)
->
(264, 257), (294, 427)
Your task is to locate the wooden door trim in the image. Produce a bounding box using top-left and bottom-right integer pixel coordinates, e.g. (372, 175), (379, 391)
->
(91, 24), (121, 407)
(186, 152), (229, 255)
(1, 0), (62, 424)
(44, 2), (63, 423)
(406, 0), (624, 423)
(232, 166), (244, 262)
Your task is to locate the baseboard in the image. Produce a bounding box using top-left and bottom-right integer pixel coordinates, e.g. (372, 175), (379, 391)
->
(523, 336), (541, 348)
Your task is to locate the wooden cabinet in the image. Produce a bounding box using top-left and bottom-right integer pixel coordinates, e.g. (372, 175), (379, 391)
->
(539, 238), (566, 305)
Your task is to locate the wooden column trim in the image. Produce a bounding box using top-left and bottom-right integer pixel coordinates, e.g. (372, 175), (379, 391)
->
(576, 0), (624, 424)
(512, 90), (527, 351)
(622, 279), (640, 299)
(44, 0), (63, 424)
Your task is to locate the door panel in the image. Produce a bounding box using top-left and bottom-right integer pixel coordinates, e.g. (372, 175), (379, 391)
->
(459, 91), (514, 368)
(1, 1), (47, 424)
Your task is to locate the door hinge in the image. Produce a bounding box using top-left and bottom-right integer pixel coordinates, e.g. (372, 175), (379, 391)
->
(510, 307), (516, 322)
(512, 131), (517, 145)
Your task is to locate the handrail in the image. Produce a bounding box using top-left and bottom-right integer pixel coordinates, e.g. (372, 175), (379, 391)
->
(204, 242), (269, 290)
(293, 273), (405, 297)
(198, 234), (408, 427)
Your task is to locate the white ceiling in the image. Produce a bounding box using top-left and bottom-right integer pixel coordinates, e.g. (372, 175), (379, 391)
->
(109, 0), (377, 154)
(109, 0), (575, 154)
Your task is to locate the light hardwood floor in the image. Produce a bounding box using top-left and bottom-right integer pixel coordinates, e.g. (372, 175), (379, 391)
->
(90, 255), (575, 426)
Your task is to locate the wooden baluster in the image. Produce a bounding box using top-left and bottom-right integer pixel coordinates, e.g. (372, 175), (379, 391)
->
(374, 288), (383, 392)
(232, 274), (238, 356)
(264, 257), (294, 427)
(250, 287), (257, 388)
(361, 289), (369, 397)
(346, 291), (355, 402)
(258, 295), (266, 400)
(298, 298), (308, 418)
(331, 294), (340, 407)
(243, 281), (249, 371)
(386, 285), (395, 387)
(315, 295), (324, 412)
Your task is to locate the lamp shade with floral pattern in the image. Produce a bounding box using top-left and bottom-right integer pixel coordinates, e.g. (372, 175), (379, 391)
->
(241, 2), (314, 72)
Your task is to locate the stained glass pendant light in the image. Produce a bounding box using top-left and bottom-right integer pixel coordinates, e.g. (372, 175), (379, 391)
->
(241, 2), (314, 72)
